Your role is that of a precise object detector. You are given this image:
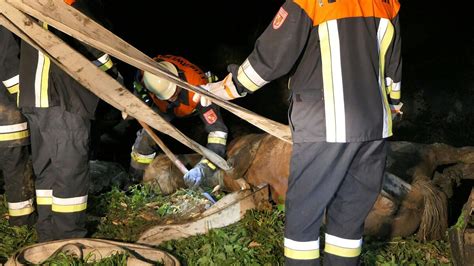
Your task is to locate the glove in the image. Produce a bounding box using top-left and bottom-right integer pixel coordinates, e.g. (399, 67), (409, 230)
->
(390, 102), (403, 120)
(183, 160), (216, 188)
(193, 72), (245, 107)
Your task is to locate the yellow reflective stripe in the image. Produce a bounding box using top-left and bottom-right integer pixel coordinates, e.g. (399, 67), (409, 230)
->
(324, 243), (361, 258)
(7, 84), (19, 94)
(0, 130), (29, 141)
(378, 18), (395, 137)
(390, 90), (401, 100)
(201, 159), (217, 170)
(131, 151), (155, 164)
(37, 197), (53, 205)
(52, 203), (87, 213)
(207, 137), (226, 145)
(9, 206), (35, 217)
(99, 59), (113, 71)
(36, 189), (53, 205)
(52, 195), (88, 213)
(8, 199), (34, 216)
(320, 20), (346, 143)
(94, 54), (114, 71)
(40, 54), (51, 107)
(284, 247), (320, 260)
(35, 50), (51, 107)
(236, 59), (268, 92)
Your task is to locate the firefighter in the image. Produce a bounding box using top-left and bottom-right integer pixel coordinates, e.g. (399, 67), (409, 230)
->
(0, 26), (36, 227)
(18, 0), (121, 241)
(128, 55), (228, 189)
(196, 0), (403, 265)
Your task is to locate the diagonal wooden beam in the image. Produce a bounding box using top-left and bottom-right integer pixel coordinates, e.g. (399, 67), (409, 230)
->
(0, 0), (231, 170)
(7, 0), (292, 144)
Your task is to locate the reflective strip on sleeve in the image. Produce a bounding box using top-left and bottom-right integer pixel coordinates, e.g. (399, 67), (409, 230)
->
(284, 238), (320, 260)
(324, 233), (362, 258)
(52, 195), (88, 213)
(236, 59), (269, 92)
(377, 18), (396, 138)
(0, 122), (29, 141)
(3, 75), (19, 94)
(35, 50), (51, 108)
(36, 189), (53, 205)
(8, 198), (35, 217)
(130, 150), (156, 164)
(93, 54), (114, 71)
(207, 131), (227, 145)
(385, 77), (401, 102)
(200, 159), (217, 170)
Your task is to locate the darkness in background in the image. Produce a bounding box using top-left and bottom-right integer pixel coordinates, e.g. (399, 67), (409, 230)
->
(92, 1), (474, 161)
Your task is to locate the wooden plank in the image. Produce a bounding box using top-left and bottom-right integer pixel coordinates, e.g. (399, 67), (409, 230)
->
(7, 0), (292, 144)
(137, 184), (269, 245)
(0, 0), (230, 171)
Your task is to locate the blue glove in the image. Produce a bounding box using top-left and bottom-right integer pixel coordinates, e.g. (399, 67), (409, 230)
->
(183, 160), (216, 188)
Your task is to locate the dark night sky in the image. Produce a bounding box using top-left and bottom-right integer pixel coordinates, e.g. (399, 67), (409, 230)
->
(89, 0), (474, 155)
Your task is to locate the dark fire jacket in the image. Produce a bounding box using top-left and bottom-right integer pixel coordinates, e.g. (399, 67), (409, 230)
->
(232, 0), (402, 143)
(0, 26), (29, 147)
(18, 0), (118, 119)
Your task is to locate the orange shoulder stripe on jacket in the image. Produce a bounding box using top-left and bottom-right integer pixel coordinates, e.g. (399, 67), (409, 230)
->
(293, 0), (400, 26)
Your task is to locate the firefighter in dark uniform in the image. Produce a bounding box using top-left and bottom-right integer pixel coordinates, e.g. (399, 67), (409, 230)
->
(129, 55), (228, 189)
(0, 26), (36, 227)
(197, 0), (403, 265)
(18, 0), (120, 241)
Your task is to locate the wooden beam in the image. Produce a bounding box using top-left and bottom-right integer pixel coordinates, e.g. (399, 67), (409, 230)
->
(0, 0), (230, 170)
(7, 0), (292, 144)
(137, 184), (269, 245)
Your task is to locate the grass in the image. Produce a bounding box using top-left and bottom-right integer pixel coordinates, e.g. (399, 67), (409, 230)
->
(0, 185), (454, 265)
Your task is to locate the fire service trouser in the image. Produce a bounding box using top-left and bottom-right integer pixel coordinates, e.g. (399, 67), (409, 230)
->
(284, 140), (386, 266)
(23, 107), (90, 242)
(0, 95), (36, 227)
(0, 145), (36, 226)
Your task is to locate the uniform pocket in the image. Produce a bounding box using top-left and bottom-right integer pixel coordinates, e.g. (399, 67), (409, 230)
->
(289, 90), (325, 142)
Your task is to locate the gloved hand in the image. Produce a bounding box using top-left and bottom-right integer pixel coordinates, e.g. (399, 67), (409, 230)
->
(390, 102), (403, 120)
(183, 160), (215, 188)
(193, 72), (245, 107)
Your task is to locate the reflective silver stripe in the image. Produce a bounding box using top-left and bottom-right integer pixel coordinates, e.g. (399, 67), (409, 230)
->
(320, 20), (346, 143)
(2, 74), (19, 87)
(52, 195), (88, 205)
(284, 238), (319, 250)
(236, 59), (269, 92)
(36, 189), (53, 197)
(93, 54), (110, 66)
(377, 18), (394, 138)
(325, 234), (362, 249)
(208, 131), (227, 139)
(34, 50), (50, 107)
(284, 238), (320, 260)
(52, 195), (87, 213)
(0, 122), (28, 133)
(208, 131), (227, 145)
(8, 198), (34, 210)
(36, 189), (53, 205)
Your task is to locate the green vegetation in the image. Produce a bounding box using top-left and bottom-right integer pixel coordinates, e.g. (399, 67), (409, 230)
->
(0, 185), (454, 264)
